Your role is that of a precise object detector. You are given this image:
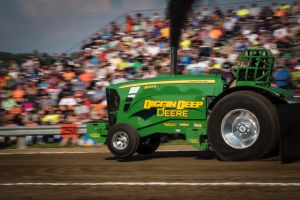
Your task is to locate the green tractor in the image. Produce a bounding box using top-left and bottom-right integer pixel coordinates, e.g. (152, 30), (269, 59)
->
(87, 48), (300, 162)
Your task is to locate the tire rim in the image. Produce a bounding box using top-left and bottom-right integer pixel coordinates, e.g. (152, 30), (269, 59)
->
(112, 131), (129, 150)
(221, 109), (260, 149)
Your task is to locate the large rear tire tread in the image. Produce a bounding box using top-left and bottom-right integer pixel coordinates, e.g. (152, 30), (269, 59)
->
(207, 91), (279, 161)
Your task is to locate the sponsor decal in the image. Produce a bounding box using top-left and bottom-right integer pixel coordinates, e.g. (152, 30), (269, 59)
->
(127, 86), (140, 99)
(164, 122), (177, 127)
(129, 86), (140, 94)
(194, 123), (202, 128)
(89, 133), (100, 138)
(143, 100), (203, 117)
(144, 85), (157, 89)
(179, 123), (189, 127)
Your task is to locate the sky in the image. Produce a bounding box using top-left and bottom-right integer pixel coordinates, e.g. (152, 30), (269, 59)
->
(0, 0), (165, 53)
(0, 0), (291, 54)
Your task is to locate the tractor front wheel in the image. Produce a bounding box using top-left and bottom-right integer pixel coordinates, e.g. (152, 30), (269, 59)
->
(207, 91), (279, 161)
(107, 124), (140, 159)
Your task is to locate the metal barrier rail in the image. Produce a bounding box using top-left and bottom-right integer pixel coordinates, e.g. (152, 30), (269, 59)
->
(0, 125), (87, 149)
(0, 125), (86, 136)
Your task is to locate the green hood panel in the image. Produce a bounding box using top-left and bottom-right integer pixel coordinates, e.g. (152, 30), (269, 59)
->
(108, 74), (220, 90)
(107, 74), (224, 137)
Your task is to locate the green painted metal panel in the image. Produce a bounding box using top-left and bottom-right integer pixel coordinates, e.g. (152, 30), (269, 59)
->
(86, 122), (108, 143)
(114, 75), (222, 140)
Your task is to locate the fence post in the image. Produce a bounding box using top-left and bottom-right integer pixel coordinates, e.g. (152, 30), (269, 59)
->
(17, 136), (27, 149)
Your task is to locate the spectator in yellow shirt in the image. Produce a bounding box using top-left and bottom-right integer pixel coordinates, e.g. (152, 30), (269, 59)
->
(41, 109), (62, 125)
(180, 39), (191, 49)
(237, 6), (250, 17)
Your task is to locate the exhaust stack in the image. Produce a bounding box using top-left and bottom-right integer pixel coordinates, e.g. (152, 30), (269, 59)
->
(166, 0), (196, 75)
(170, 46), (177, 75)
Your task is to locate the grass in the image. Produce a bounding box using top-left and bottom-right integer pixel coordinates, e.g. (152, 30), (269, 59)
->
(0, 144), (17, 150)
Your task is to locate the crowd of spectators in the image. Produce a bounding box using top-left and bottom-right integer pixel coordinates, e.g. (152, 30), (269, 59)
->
(1, 2), (300, 127)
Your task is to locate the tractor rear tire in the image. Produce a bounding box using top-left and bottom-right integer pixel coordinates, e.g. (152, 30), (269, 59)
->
(207, 91), (279, 161)
(137, 134), (161, 155)
(107, 124), (140, 159)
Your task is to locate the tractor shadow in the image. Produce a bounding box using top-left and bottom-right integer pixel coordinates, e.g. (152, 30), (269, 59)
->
(105, 151), (217, 162)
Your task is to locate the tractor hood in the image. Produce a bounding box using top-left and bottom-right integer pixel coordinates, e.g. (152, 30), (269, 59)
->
(105, 74), (224, 128)
(107, 74), (222, 91)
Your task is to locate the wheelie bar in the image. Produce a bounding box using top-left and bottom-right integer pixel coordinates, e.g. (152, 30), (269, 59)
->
(278, 103), (300, 163)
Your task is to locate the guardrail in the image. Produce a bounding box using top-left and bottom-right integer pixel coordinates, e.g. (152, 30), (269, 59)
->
(0, 124), (87, 149)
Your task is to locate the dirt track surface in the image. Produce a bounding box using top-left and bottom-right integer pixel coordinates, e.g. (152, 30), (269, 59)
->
(0, 147), (300, 200)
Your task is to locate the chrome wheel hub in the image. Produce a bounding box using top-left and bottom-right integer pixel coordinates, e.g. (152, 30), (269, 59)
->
(221, 109), (260, 149)
(112, 131), (129, 150)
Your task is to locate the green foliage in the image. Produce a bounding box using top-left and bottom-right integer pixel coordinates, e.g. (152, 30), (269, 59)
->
(0, 52), (33, 66)
(0, 51), (56, 67)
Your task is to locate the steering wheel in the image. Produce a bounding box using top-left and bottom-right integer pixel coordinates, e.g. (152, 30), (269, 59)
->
(230, 67), (237, 77)
(223, 67), (237, 88)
